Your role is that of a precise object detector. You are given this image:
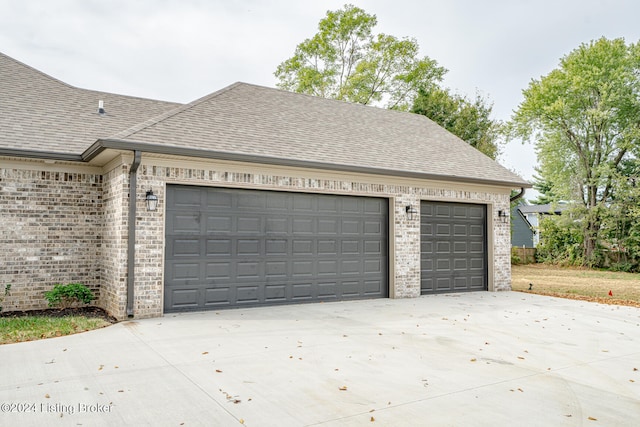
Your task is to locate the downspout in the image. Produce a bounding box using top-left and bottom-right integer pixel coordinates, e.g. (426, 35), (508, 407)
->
(127, 150), (142, 317)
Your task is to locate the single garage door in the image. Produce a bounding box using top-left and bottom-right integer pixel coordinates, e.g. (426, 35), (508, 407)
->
(420, 201), (487, 294)
(164, 185), (388, 312)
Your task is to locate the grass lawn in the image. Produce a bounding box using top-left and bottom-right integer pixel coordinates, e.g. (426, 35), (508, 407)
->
(512, 264), (640, 308)
(0, 311), (113, 345)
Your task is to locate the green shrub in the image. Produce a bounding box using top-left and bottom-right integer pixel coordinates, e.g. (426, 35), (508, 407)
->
(0, 284), (11, 312)
(536, 216), (584, 266)
(44, 283), (95, 309)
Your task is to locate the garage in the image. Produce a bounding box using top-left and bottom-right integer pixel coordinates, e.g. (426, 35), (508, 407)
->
(420, 201), (487, 294)
(164, 185), (389, 312)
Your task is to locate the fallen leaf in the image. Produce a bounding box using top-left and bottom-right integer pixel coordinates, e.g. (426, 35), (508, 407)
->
(470, 358), (477, 362)
(518, 356), (525, 360)
(517, 388), (524, 392)
(588, 416), (597, 421)
(339, 386), (348, 391)
(216, 369), (223, 373)
(370, 416), (375, 422)
(634, 368), (638, 371)
(45, 394), (50, 399)
(118, 390), (124, 393)
(239, 419), (244, 424)
(98, 365), (104, 371)
(202, 352), (209, 355)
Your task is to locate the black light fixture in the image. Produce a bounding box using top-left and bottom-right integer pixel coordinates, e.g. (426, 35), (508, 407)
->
(405, 204), (418, 220)
(497, 209), (509, 222)
(145, 189), (158, 212)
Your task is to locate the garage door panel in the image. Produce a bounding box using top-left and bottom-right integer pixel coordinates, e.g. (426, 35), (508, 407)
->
(364, 259), (382, 274)
(364, 220), (382, 235)
(237, 193), (266, 210)
(292, 283), (313, 299)
(169, 288), (200, 308)
(421, 201), (487, 294)
(173, 214), (201, 233)
(294, 239), (315, 255)
(364, 240), (382, 255)
(292, 260), (313, 276)
(204, 287), (231, 305)
(236, 285), (260, 304)
(318, 198), (339, 213)
(206, 262), (231, 279)
(266, 239), (288, 255)
(237, 217), (261, 233)
(172, 239), (200, 257)
(165, 186), (388, 312)
(317, 239), (337, 255)
(172, 263), (200, 280)
(206, 239), (232, 256)
(206, 216), (232, 233)
(265, 284), (287, 301)
(172, 187), (202, 208)
(237, 239), (260, 256)
(319, 218), (339, 234)
(266, 217), (288, 233)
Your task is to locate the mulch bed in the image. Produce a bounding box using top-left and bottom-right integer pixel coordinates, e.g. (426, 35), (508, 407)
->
(0, 306), (118, 323)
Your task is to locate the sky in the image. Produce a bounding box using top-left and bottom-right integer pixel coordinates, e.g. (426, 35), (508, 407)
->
(2, 0), (640, 201)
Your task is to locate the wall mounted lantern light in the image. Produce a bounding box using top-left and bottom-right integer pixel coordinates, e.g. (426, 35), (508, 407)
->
(405, 204), (418, 220)
(146, 189), (159, 212)
(497, 209), (509, 222)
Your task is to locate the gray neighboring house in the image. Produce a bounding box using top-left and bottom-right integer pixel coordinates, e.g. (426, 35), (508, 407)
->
(512, 203), (568, 248)
(0, 52), (530, 320)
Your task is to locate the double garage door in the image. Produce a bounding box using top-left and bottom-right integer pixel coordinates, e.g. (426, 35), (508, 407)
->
(164, 186), (389, 312)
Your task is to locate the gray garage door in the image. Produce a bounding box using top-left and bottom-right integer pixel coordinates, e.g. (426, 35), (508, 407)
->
(420, 201), (487, 294)
(164, 185), (388, 312)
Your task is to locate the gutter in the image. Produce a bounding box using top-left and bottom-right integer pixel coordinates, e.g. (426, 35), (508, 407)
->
(85, 139), (533, 189)
(126, 150), (142, 317)
(510, 187), (526, 202)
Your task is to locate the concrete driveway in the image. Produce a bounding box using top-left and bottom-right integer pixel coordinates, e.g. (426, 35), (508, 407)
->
(1, 292), (639, 426)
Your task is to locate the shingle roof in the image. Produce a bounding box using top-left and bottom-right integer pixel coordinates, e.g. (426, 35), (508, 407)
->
(0, 52), (181, 155)
(109, 82), (529, 186)
(1, 52), (529, 187)
(518, 203), (568, 214)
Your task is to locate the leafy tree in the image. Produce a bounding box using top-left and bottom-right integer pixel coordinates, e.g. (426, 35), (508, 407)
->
(509, 37), (640, 266)
(274, 4), (445, 110)
(529, 168), (560, 205)
(411, 87), (500, 159)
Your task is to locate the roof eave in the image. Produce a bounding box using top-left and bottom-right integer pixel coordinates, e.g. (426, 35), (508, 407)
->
(87, 139), (531, 189)
(0, 147), (82, 162)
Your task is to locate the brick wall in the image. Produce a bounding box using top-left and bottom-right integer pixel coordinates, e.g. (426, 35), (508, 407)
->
(0, 167), (102, 311)
(99, 164), (129, 319)
(1, 159), (513, 319)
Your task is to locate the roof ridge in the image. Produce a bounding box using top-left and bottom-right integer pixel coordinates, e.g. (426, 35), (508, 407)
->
(109, 81), (244, 140)
(0, 51), (77, 90)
